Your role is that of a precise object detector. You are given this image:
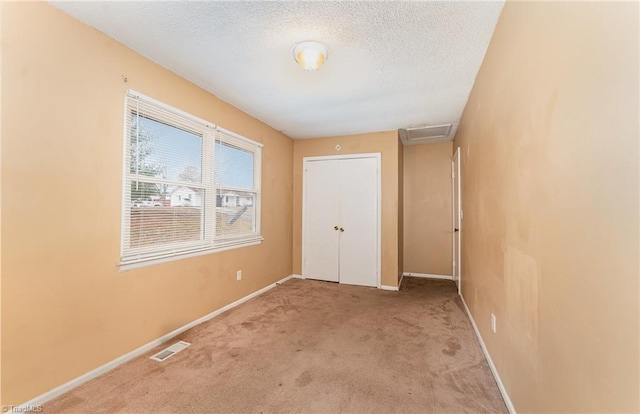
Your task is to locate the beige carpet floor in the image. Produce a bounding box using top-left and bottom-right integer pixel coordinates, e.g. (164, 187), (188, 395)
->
(45, 277), (507, 413)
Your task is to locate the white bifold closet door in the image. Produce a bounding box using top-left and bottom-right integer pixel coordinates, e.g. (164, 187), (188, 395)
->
(303, 159), (341, 282)
(303, 156), (378, 287)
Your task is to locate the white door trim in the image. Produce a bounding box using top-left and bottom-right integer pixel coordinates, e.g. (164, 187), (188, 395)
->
(302, 153), (382, 288)
(452, 158), (455, 282)
(452, 147), (462, 296)
(303, 153), (382, 162)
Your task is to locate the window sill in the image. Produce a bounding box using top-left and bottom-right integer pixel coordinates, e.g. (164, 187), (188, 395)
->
(118, 237), (263, 272)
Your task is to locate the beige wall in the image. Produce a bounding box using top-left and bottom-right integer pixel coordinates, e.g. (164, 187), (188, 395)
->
(454, 2), (639, 412)
(403, 142), (453, 276)
(397, 136), (404, 282)
(0, 0), (4, 401)
(1, 2), (293, 405)
(292, 132), (400, 287)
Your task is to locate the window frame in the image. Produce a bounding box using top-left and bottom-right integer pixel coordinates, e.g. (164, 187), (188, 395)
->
(214, 128), (262, 243)
(119, 90), (263, 271)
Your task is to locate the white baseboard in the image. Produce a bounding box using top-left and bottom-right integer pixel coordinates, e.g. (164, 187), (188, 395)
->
(398, 273), (405, 288)
(17, 273), (297, 410)
(403, 272), (453, 280)
(459, 294), (516, 414)
(379, 284), (399, 291)
(299, 273), (394, 291)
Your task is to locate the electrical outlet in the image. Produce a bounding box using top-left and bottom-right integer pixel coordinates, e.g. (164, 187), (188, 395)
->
(236, 270), (242, 281)
(491, 313), (497, 333)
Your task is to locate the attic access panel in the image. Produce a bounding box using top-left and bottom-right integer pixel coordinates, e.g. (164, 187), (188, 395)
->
(399, 124), (453, 145)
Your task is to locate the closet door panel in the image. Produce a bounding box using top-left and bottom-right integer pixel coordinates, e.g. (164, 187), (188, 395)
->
(302, 159), (340, 282)
(338, 158), (378, 287)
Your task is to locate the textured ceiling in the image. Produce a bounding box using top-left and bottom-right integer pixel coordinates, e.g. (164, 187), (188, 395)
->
(51, 1), (504, 140)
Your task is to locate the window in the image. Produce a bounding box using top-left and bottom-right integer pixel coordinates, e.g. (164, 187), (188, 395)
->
(120, 91), (262, 269)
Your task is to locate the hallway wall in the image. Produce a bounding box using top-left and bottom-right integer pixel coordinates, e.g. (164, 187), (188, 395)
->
(398, 137), (404, 282)
(403, 142), (453, 276)
(454, 2), (639, 412)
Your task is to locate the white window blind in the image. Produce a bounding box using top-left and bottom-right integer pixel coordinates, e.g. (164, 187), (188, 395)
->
(120, 91), (262, 269)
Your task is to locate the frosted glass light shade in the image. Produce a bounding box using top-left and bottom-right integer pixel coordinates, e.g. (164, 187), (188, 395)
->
(292, 41), (328, 71)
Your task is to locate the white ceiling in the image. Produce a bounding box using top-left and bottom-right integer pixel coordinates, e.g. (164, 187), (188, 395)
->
(51, 1), (504, 140)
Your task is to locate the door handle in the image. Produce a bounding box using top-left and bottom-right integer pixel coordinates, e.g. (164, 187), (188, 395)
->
(454, 228), (459, 232)
(334, 226), (339, 231)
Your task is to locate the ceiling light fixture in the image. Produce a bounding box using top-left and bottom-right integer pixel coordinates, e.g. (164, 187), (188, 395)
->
(292, 41), (328, 71)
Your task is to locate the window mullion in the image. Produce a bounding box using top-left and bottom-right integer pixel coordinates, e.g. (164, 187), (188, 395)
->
(135, 99), (140, 179)
(204, 128), (216, 246)
(254, 146), (262, 236)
